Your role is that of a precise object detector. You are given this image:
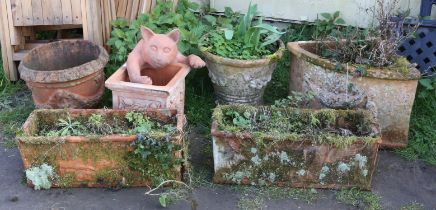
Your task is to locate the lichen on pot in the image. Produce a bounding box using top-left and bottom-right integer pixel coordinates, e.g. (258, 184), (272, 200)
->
(288, 41), (420, 148)
(17, 109), (185, 188)
(199, 40), (285, 105)
(18, 40), (108, 109)
(211, 105), (381, 190)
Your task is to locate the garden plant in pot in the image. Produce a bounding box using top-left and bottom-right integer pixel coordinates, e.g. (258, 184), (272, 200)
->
(287, 0), (421, 148)
(199, 4), (285, 104)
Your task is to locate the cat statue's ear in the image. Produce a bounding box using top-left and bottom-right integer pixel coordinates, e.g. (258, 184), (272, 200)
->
(167, 29), (180, 43)
(141, 26), (155, 40)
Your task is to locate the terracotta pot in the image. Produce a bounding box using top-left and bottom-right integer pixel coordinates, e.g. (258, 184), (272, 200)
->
(287, 41), (421, 148)
(18, 40), (108, 109)
(17, 109), (185, 188)
(105, 63), (189, 113)
(211, 105), (381, 190)
(199, 41), (285, 105)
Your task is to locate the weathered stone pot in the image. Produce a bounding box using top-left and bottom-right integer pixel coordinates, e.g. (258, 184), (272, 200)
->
(287, 41), (421, 148)
(200, 41), (285, 105)
(105, 63), (189, 113)
(17, 109), (185, 188)
(211, 105), (381, 190)
(18, 40), (108, 109)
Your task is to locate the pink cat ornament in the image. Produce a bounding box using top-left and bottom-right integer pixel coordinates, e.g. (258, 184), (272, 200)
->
(126, 26), (206, 85)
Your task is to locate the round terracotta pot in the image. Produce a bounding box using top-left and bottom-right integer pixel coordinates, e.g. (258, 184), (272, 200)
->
(287, 41), (421, 148)
(19, 40), (108, 109)
(199, 40), (285, 105)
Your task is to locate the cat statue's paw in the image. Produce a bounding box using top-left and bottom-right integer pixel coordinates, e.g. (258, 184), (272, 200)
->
(140, 76), (153, 85)
(188, 55), (206, 69)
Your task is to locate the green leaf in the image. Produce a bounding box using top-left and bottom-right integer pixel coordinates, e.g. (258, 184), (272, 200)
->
(335, 18), (346, 25)
(159, 194), (168, 207)
(320, 13), (332, 20)
(419, 79), (434, 90)
(204, 15), (217, 26)
(261, 33), (281, 47)
(333, 11), (340, 19)
(253, 23), (285, 34)
(223, 28), (234, 40)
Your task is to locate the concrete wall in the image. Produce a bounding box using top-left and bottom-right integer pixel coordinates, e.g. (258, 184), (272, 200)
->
(193, 0), (435, 27)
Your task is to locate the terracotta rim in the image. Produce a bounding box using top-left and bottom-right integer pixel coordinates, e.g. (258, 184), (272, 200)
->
(18, 40), (109, 83)
(199, 39), (285, 67)
(287, 41), (421, 80)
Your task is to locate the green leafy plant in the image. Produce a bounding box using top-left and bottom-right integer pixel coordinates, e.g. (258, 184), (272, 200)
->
(200, 3), (285, 60)
(125, 111), (154, 134)
(87, 114), (113, 135)
(272, 91), (316, 108)
(55, 115), (85, 136)
(313, 11), (345, 39)
(418, 76), (436, 98)
(225, 110), (252, 128)
(126, 134), (182, 185)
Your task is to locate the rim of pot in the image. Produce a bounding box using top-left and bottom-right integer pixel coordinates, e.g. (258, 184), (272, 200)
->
(18, 40), (109, 83)
(199, 36), (285, 68)
(287, 40), (421, 81)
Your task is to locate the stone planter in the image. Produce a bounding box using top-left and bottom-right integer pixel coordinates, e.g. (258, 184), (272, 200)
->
(105, 63), (189, 113)
(287, 41), (421, 148)
(199, 41), (285, 105)
(212, 105), (381, 190)
(17, 109), (184, 188)
(18, 40), (108, 109)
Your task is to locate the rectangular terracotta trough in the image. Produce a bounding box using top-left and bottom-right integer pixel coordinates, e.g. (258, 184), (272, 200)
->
(17, 109), (185, 188)
(211, 105), (381, 190)
(105, 63), (189, 113)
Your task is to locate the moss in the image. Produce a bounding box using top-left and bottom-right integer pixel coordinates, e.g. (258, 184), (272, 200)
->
(213, 105), (379, 148)
(56, 173), (75, 188)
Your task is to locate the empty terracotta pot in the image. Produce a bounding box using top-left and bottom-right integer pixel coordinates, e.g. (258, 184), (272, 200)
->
(18, 40), (108, 108)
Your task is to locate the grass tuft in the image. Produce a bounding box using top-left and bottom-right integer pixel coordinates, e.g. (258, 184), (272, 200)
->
(336, 188), (381, 210)
(396, 86), (436, 165)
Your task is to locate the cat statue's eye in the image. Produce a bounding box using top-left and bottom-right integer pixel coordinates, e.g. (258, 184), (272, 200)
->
(163, 47), (171, 53)
(150, 45), (158, 51)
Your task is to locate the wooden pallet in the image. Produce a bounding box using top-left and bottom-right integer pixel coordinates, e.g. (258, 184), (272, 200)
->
(1, 0), (179, 81)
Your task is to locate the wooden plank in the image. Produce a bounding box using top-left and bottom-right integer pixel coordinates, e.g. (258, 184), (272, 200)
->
(21, 0), (34, 25)
(5, 0), (22, 45)
(117, 0), (127, 18)
(125, 0), (132, 20)
(61, 0), (73, 24)
(110, 0), (116, 21)
(11, 0), (24, 26)
(0, 0), (18, 80)
(12, 49), (29, 61)
(71, 0), (82, 24)
(41, 0), (53, 24)
(31, 0), (43, 25)
(51, 0), (63, 24)
(130, 0), (140, 20)
(81, 0), (89, 40)
(0, 0), (11, 80)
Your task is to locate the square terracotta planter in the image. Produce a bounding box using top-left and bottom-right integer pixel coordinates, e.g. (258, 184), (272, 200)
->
(287, 41), (421, 148)
(105, 63), (190, 113)
(17, 109), (185, 188)
(211, 105), (382, 190)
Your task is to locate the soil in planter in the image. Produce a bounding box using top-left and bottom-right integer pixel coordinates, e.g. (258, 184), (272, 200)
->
(19, 110), (182, 188)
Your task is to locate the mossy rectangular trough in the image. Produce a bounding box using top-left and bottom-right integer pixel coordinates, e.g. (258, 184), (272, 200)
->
(16, 109), (185, 189)
(211, 105), (381, 190)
